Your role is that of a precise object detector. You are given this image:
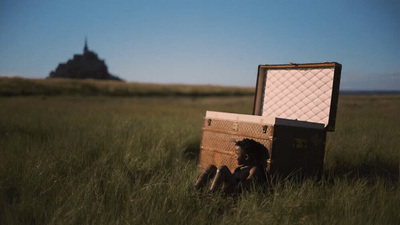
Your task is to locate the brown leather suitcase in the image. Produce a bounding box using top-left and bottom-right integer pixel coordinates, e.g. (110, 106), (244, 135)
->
(199, 62), (342, 178)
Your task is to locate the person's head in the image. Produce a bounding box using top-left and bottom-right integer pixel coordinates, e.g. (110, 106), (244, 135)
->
(234, 139), (269, 166)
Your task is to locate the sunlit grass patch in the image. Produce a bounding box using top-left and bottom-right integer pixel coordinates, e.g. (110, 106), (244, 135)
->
(0, 77), (254, 97)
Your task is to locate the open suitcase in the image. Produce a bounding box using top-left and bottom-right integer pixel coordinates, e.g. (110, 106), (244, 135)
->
(198, 62), (342, 178)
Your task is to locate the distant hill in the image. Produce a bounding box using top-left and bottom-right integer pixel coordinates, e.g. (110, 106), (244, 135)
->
(340, 90), (400, 95)
(0, 77), (254, 97)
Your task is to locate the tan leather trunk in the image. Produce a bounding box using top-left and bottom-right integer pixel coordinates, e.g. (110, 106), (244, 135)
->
(199, 62), (342, 178)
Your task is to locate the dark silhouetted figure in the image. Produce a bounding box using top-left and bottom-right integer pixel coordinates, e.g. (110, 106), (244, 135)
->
(195, 138), (269, 194)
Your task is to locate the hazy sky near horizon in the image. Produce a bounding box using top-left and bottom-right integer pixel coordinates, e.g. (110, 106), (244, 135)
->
(0, 0), (399, 90)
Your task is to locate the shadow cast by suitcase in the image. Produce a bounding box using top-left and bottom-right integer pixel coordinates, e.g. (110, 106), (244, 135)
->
(323, 160), (399, 185)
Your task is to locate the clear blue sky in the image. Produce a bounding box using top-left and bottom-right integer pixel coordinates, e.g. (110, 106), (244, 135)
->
(0, 0), (399, 90)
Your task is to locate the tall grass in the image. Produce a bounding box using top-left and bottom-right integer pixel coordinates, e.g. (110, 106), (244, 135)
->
(0, 94), (399, 224)
(325, 95), (399, 182)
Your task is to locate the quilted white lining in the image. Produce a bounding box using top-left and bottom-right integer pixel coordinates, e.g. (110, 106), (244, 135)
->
(261, 68), (334, 127)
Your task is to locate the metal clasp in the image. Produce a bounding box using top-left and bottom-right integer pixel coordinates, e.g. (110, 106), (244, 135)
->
(262, 125), (268, 133)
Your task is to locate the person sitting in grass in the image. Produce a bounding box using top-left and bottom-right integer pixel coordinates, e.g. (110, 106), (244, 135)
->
(194, 138), (269, 194)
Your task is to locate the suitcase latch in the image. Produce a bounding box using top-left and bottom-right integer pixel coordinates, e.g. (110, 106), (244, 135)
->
(263, 125), (268, 133)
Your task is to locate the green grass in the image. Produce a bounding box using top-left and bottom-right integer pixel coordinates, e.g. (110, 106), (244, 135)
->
(1, 92), (399, 224)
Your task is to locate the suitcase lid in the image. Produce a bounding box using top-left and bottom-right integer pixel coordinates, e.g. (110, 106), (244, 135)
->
(253, 62), (342, 131)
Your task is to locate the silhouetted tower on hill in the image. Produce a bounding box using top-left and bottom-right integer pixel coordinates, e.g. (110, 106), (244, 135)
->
(84, 37), (89, 54)
(48, 38), (122, 80)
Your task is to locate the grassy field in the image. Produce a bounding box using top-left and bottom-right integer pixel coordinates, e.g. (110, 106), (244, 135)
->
(0, 80), (399, 224)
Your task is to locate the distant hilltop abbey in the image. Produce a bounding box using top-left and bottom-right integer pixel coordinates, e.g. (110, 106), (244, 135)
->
(48, 38), (122, 81)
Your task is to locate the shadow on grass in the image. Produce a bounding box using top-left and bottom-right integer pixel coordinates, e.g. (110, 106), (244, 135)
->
(324, 160), (399, 185)
(182, 139), (201, 161)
